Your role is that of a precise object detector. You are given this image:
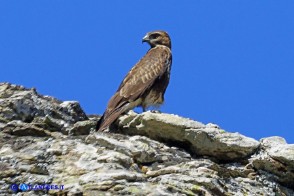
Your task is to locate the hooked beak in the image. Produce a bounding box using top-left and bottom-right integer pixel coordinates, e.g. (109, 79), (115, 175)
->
(142, 34), (149, 43)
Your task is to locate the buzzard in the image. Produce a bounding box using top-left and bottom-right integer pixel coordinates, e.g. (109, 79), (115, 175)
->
(96, 30), (172, 131)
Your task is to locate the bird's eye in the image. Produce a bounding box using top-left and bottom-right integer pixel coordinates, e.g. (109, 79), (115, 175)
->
(151, 34), (160, 39)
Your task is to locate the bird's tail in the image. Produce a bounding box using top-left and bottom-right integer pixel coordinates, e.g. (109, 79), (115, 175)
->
(95, 113), (105, 131)
(96, 108), (125, 132)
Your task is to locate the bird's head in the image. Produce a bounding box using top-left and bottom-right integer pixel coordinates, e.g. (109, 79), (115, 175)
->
(142, 30), (171, 49)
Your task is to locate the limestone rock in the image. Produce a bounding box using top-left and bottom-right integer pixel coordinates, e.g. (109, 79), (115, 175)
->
(118, 111), (260, 161)
(0, 83), (293, 195)
(0, 82), (88, 135)
(250, 136), (294, 188)
(69, 119), (97, 135)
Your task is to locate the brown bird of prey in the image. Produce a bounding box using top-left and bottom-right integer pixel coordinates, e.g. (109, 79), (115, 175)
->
(96, 30), (172, 131)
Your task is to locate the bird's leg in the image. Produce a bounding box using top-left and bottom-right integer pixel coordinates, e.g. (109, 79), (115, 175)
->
(142, 106), (146, 112)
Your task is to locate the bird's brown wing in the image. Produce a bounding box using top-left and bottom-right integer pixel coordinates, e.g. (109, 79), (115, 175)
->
(116, 47), (171, 106)
(96, 46), (171, 131)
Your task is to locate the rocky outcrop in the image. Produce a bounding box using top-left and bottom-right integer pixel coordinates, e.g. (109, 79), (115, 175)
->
(118, 112), (260, 161)
(0, 82), (293, 195)
(0, 83), (89, 136)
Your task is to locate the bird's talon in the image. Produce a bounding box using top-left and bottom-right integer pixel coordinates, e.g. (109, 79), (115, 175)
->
(150, 110), (161, 113)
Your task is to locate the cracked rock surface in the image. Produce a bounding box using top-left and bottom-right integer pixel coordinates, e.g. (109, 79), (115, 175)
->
(0, 83), (293, 195)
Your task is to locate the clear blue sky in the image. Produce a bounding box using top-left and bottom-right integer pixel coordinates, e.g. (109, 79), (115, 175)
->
(1, 1), (293, 143)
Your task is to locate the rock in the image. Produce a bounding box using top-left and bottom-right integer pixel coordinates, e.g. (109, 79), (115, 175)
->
(0, 83), (293, 195)
(69, 120), (96, 135)
(250, 136), (294, 188)
(0, 82), (88, 134)
(118, 111), (260, 161)
(264, 137), (294, 167)
(3, 120), (52, 137)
